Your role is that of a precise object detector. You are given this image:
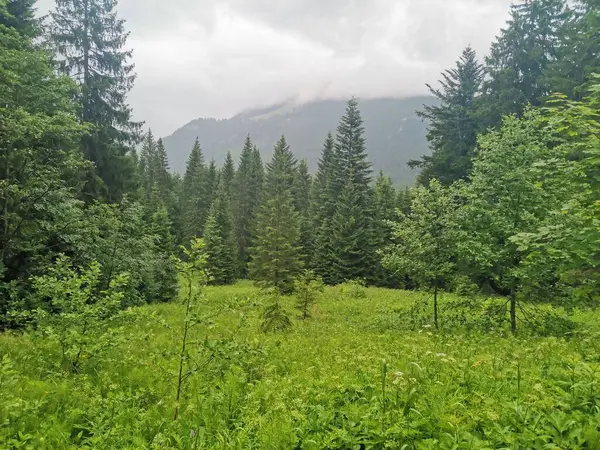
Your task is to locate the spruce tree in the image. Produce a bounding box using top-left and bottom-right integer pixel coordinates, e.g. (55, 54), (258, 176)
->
(221, 151), (236, 195)
(149, 207), (178, 302)
(373, 172), (397, 286)
(139, 130), (157, 202)
(546, 0), (600, 100)
(153, 138), (171, 203)
(480, 0), (571, 128)
(309, 133), (337, 281)
(206, 159), (218, 208)
(203, 180), (237, 285)
(181, 138), (207, 243)
(411, 46), (484, 185)
(49, 0), (142, 202)
(249, 136), (302, 293)
(233, 136), (263, 276)
(294, 160), (312, 261)
(328, 98), (378, 283)
(329, 173), (375, 284)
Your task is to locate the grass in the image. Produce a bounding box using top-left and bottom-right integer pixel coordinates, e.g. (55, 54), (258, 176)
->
(2, 282), (600, 449)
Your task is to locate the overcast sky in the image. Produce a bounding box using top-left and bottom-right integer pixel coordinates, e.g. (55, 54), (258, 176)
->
(37, 0), (512, 136)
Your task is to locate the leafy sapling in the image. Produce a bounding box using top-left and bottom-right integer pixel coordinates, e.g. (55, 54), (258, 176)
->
(33, 256), (130, 373)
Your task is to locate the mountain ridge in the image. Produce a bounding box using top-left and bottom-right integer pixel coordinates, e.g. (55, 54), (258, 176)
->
(162, 96), (434, 184)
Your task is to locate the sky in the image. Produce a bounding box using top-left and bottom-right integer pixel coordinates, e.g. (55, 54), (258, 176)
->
(37, 0), (513, 136)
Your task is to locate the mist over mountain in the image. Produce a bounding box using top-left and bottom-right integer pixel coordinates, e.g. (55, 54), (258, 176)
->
(162, 96), (433, 184)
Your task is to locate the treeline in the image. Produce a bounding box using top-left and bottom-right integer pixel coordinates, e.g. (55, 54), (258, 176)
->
(1, 0), (599, 332)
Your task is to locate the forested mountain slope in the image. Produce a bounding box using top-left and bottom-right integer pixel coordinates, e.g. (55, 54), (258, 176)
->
(163, 96), (432, 184)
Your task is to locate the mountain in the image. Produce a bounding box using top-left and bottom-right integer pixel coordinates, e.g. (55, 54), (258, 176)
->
(162, 96), (433, 184)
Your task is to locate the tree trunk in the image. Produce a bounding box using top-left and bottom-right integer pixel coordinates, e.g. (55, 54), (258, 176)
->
(510, 286), (517, 335)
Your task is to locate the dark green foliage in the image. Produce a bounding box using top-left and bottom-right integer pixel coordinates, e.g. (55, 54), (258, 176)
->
(221, 151), (236, 195)
(546, 0), (600, 100)
(204, 180), (237, 285)
(480, 0), (571, 128)
(373, 172), (397, 286)
(412, 46), (484, 185)
(294, 160), (312, 262)
(310, 133), (337, 282)
(181, 138), (208, 243)
(329, 174), (376, 284)
(0, 6), (87, 326)
(149, 207), (178, 302)
(233, 136), (263, 276)
(249, 136), (302, 293)
(49, 0), (142, 202)
(326, 99), (378, 283)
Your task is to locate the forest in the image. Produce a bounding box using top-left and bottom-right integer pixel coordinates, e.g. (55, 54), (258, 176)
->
(1, 0), (599, 448)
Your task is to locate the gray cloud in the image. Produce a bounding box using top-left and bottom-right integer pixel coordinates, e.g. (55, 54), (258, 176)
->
(37, 0), (512, 136)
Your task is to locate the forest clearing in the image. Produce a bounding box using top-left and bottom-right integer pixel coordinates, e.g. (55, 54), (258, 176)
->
(2, 281), (600, 449)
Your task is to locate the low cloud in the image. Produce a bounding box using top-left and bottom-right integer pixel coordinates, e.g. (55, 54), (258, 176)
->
(37, 0), (512, 136)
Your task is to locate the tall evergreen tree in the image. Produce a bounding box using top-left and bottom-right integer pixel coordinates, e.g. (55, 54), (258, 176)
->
(233, 136), (263, 276)
(480, 0), (571, 128)
(181, 138), (207, 243)
(327, 98), (378, 283)
(373, 172), (397, 285)
(49, 0), (142, 202)
(546, 0), (600, 100)
(329, 173), (375, 284)
(206, 158), (218, 208)
(139, 129), (156, 202)
(411, 46), (484, 185)
(221, 151), (235, 196)
(294, 160), (312, 261)
(203, 180), (237, 285)
(309, 133), (337, 280)
(249, 136), (302, 293)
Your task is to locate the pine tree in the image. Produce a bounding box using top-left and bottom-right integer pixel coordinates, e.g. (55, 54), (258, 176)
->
(203, 180), (237, 285)
(294, 160), (312, 261)
(181, 138), (207, 243)
(233, 136), (263, 276)
(49, 0), (142, 202)
(249, 136), (302, 293)
(480, 0), (571, 128)
(411, 46), (484, 185)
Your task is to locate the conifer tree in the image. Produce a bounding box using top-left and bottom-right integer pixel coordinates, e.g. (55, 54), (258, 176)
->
(221, 151), (236, 196)
(294, 160), (312, 261)
(373, 172), (397, 285)
(480, 0), (571, 128)
(327, 98), (378, 283)
(203, 180), (237, 285)
(329, 173), (376, 284)
(249, 136), (302, 293)
(206, 159), (218, 208)
(310, 133), (337, 281)
(153, 138), (171, 202)
(149, 207), (178, 302)
(139, 130), (157, 202)
(233, 136), (263, 276)
(411, 46), (484, 185)
(181, 138), (207, 243)
(547, 0), (600, 100)
(49, 0), (142, 202)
